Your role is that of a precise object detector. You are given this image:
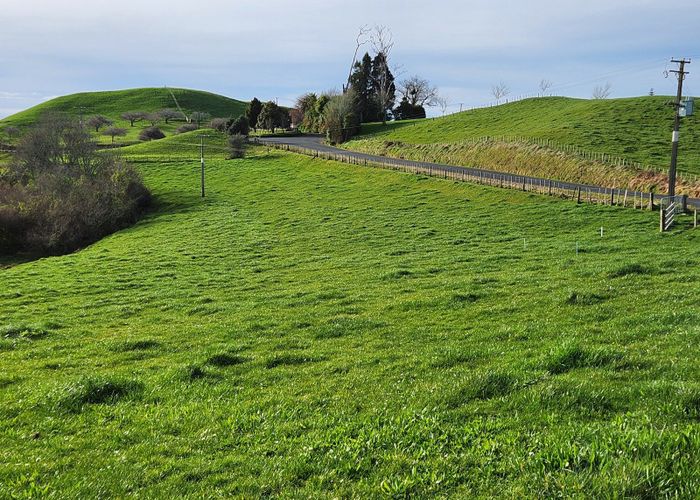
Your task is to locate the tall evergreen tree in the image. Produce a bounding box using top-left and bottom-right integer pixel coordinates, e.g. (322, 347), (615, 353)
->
(246, 98), (263, 132)
(349, 53), (380, 123)
(370, 52), (396, 123)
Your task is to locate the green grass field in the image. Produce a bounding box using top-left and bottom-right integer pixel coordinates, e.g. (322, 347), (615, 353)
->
(349, 96), (700, 178)
(2, 133), (700, 497)
(0, 88), (247, 145)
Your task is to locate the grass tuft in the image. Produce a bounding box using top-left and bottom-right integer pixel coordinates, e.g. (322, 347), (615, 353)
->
(110, 339), (160, 352)
(565, 291), (608, 306)
(265, 354), (320, 369)
(545, 344), (623, 374)
(446, 372), (518, 407)
(56, 377), (144, 413)
(608, 263), (650, 278)
(205, 353), (247, 367)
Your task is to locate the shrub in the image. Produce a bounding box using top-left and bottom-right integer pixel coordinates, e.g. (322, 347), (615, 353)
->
(175, 123), (199, 134)
(209, 118), (228, 132)
(228, 134), (247, 159)
(0, 113), (151, 255)
(227, 115), (250, 136)
(139, 126), (165, 141)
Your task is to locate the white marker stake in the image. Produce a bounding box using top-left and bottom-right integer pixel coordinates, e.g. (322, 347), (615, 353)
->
(600, 227), (604, 238)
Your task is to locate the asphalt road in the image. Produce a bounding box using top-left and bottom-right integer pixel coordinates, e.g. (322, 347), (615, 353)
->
(259, 134), (700, 210)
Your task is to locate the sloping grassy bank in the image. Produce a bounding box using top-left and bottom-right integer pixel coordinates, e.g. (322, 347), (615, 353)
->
(2, 140), (700, 496)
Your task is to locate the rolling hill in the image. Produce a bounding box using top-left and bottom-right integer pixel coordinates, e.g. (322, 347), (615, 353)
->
(349, 96), (700, 178)
(0, 88), (248, 144)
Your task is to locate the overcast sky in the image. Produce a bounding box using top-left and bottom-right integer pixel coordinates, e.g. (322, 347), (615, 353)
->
(1, 0), (699, 118)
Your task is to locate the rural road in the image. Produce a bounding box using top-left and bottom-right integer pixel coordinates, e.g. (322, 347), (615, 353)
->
(259, 134), (700, 210)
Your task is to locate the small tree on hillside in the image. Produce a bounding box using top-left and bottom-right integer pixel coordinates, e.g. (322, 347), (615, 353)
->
(435, 96), (449, 116)
(159, 109), (181, 124)
(209, 118), (228, 133)
(121, 111), (146, 127)
(491, 82), (510, 103)
(246, 98), (263, 132)
(539, 79), (553, 96)
(87, 115), (113, 132)
(102, 126), (127, 145)
(190, 112), (211, 128)
(144, 112), (161, 127)
(399, 76), (438, 108)
(592, 82), (612, 99)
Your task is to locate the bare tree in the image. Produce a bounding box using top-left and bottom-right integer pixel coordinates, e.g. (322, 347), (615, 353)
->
(344, 25), (371, 93)
(369, 25), (395, 124)
(145, 112), (161, 126)
(491, 82), (510, 103)
(435, 96), (449, 116)
(159, 109), (181, 124)
(539, 79), (553, 96)
(102, 126), (127, 145)
(399, 76), (439, 107)
(592, 82), (612, 99)
(190, 112), (211, 128)
(121, 111), (146, 127)
(86, 115), (113, 132)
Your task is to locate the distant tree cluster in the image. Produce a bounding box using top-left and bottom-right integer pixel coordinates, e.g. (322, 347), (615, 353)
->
(288, 25), (447, 143)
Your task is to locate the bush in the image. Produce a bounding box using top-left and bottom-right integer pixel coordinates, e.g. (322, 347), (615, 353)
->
(209, 118), (228, 133)
(139, 126), (165, 141)
(227, 115), (250, 136)
(228, 134), (247, 159)
(175, 123), (199, 134)
(0, 113), (151, 255)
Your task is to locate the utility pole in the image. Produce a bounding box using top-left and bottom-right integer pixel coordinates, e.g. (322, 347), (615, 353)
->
(459, 102), (464, 113)
(199, 134), (207, 197)
(667, 58), (691, 197)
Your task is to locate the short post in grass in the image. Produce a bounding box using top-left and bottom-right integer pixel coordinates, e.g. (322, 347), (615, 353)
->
(600, 227), (604, 238)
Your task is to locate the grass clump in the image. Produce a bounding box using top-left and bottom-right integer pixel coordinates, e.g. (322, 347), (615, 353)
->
(565, 291), (608, 306)
(1, 324), (49, 341)
(56, 377), (144, 413)
(265, 354), (319, 369)
(446, 372), (519, 407)
(608, 263), (650, 278)
(109, 339), (160, 352)
(205, 353), (247, 367)
(545, 345), (623, 374)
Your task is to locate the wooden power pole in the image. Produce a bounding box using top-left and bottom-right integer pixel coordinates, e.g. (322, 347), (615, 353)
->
(668, 58), (691, 197)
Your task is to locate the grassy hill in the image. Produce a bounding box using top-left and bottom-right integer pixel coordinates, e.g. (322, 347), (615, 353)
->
(347, 96), (700, 185)
(2, 137), (700, 496)
(0, 88), (247, 144)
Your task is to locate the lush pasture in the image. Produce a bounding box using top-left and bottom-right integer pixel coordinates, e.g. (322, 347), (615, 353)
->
(2, 134), (700, 497)
(0, 88), (247, 145)
(352, 96), (700, 176)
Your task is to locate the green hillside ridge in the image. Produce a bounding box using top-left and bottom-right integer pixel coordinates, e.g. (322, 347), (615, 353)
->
(0, 88), (247, 144)
(350, 96), (700, 177)
(2, 141), (700, 496)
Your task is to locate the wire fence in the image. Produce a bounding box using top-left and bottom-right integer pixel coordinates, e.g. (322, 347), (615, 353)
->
(255, 139), (700, 215)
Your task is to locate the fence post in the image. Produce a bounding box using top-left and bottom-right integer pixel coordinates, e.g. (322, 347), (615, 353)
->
(660, 207), (665, 232)
(649, 193), (654, 211)
(681, 195), (688, 213)
(577, 187), (581, 204)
